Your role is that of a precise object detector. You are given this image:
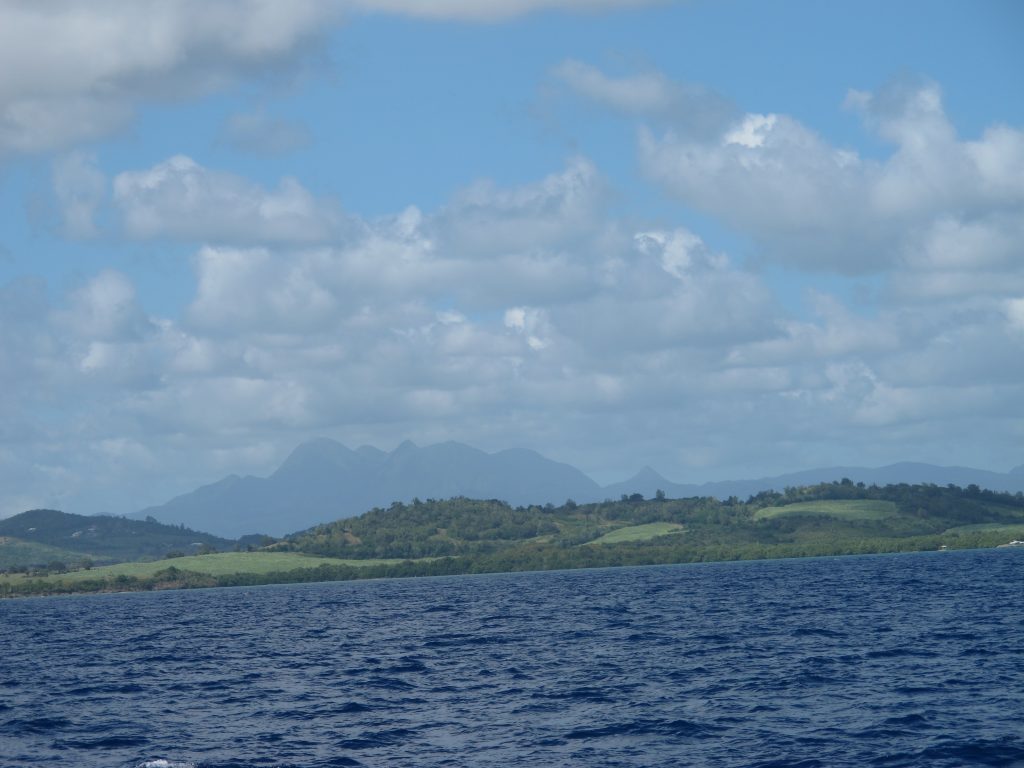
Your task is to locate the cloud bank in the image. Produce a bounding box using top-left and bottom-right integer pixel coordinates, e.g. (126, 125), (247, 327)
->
(6, 148), (1024, 517)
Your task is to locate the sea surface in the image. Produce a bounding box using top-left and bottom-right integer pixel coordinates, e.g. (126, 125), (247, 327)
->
(2, 549), (1023, 767)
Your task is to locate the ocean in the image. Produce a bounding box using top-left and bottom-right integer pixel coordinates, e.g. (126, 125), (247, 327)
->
(2, 549), (1023, 767)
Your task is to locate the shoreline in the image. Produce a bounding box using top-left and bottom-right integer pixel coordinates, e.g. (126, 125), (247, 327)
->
(4, 541), (1020, 601)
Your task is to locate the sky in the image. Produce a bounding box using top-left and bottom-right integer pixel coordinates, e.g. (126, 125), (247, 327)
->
(1, 0), (1022, 518)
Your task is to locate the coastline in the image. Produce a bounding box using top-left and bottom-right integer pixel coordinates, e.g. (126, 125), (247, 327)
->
(4, 539), (1020, 600)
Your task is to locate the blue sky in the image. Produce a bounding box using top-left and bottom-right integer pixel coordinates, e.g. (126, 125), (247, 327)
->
(1, 0), (1022, 518)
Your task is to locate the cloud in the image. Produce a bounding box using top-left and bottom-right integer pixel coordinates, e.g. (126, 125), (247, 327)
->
(0, 1), (667, 156)
(639, 77), (1024, 278)
(5, 153), (1024, 519)
(113, 155), (355, 244)
(58, 270), (154, 343)
(1007, 298), (1024, 336)
(219, 111), (312, 154)
(346, 0), (663, 22)
(52, 151), (106, 237)
(0, 0), (343, 155)
(187, 246), (342, 333)
(431, 156), (608, 257)
(553, 59), (736, 136)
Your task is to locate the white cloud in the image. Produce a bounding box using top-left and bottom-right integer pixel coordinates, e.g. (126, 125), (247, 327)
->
(553, 59), (736, 136)
(0, 1), (344, 155)
(639, 77), (1024, 278)
(1007, 298), (1024, 336)
(555, 59), (680, 114)
(4, 153), (1024, 519)
(433, 156), (608, 256)
(187, 246), (342, 333)
(58, 270), (153, 343)
(0, 1), (668, 157)
(347, 0), (662, 22)
(504, 306), (551, 350)
(723, 113), (777, 148)
(52, 151), (106, 237)
(113, 155), (354, 244)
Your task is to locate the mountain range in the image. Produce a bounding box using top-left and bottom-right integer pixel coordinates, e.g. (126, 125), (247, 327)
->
(131, 438), (1024, 538)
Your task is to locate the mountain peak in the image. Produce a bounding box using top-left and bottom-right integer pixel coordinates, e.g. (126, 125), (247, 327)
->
(632, 465), (668, 482)
(272, 437), (358, 478)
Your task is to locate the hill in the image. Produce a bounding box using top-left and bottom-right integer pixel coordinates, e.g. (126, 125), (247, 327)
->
(5, 480), (1024, 597)
(0, 509), (236, 570)
(278, 480), (1024, 563)
(130, 437), (1024, 539)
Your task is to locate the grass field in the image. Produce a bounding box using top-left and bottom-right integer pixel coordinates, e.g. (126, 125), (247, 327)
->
(943, 523), (1024, 535)
(0, 551), (411, 586)
(589, 522), (685, 545)
(754, 499), (898, 521)
(0, 539), (106, 569)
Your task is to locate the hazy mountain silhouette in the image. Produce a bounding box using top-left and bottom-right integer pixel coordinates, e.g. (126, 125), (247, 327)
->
(604, 462), (1024, 502)
(133, 438), (1024, 538)
(133, 439), (600, 537)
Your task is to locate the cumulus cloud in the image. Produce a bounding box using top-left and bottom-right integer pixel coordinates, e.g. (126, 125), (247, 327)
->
(5, 151), (1024, 519)
(432, 156), (608, 257)
(113, 155), (355, 244)
(58, 270), (154, 343)
(638, 76), (1024, 280)
(0, 1), (344, 155)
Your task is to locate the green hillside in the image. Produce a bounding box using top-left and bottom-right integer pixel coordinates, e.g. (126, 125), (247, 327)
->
(588, 522), (686, 544)
(0, 551), (410, 587)
(0, 509), (237, 569)
(754, 499), (898, 521)
(4, 480), (1024, 598)
(0, 537), (105, 569)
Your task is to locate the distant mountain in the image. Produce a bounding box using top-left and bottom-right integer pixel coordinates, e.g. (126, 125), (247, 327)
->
(132, 437), (1024, 539)
(133, 439), (601, 538)
(604, 462), (1024, 503)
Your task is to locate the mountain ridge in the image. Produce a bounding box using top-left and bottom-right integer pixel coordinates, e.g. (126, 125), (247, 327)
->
(130, 438), (1024, 538)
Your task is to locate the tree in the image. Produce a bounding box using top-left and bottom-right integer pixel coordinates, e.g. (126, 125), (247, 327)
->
(655, 489), (666, 501)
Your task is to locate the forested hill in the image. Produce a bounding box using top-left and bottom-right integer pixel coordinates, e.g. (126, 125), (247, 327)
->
(278, 480), (1024, 562)
(5, 481), (1024, 597)
(0, 509), (236, 568)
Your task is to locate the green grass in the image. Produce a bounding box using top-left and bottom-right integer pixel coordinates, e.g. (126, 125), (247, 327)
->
(588, 522), (685, 545)
(0, 551), (411, 586)
(754, 499), (898, 521)
(943, 523), (1024, 535)
(0, 539), (107, 569)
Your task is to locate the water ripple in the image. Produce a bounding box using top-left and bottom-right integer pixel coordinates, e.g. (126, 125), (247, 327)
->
(1, 549), (1022, 767)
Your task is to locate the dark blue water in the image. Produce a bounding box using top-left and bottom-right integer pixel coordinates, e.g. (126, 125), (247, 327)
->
(2, 549), (1023, 767)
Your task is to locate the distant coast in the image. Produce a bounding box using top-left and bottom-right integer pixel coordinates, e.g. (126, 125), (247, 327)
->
(4, 479), (1024, 598)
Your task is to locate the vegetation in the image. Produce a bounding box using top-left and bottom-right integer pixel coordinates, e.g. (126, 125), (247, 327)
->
(0, 551), (408, 586)
(0, 509), (235, 568)
(3, 479), (1024, 598)
(753, 499), (897, 521)
(588, 522), (686, 544)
